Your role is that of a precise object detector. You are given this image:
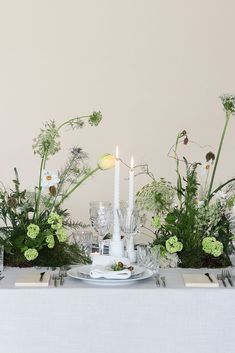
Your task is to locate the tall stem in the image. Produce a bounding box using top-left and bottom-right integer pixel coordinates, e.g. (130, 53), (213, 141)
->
(174, 133), (182, 206)
(34, 156), (45, 221)
(207, 111), (231, 199)
(56, 167), (100, 207)
(57, 116), (89, 131)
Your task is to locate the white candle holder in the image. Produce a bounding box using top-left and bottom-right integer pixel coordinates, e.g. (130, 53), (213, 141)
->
(109, 239), (124, 257)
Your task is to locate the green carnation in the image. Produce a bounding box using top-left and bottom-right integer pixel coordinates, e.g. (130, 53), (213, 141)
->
(166, 236), (183, 254)
(56, 227), (67, 242)
(46, 234), (55, 249)
(27, 224), (40, 239)
(202, 237), (223, 257)
(48, 212), (63, 230)
(151, 216), (161, 229)
(24, 248), (38, 261)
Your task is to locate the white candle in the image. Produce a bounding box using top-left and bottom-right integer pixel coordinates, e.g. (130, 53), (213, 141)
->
(113, 146), (120, 241)
(128, 156), (135, 212)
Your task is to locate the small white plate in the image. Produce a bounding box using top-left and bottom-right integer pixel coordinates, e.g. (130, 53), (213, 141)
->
(67, 265), (152, 286)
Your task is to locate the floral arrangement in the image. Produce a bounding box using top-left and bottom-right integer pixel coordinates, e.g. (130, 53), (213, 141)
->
(136, 95), (235, 268)
(0, 112), (115, 267)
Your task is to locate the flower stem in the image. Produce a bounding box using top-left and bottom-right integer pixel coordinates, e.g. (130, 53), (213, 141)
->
(56, 167), (100, 207)
(207, 111), (231, 199)
(174, 133), (182, 206)
(57, 116), (90, 131)
(34, 151), (47, 221)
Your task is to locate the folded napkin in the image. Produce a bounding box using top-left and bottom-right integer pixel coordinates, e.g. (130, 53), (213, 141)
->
(15, 271), (51, 287)
(89, 268), (131, 279)
(91, 254), (130, 267)
(183, 274), (219, 288)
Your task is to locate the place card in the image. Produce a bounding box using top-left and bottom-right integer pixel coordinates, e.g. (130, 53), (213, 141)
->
(15, 271), (51, 287)
(183, 274), (219, 287)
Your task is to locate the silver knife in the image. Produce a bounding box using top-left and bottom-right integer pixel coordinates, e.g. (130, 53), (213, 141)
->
(204, 273), (213, 283)
(39, 272), (45, 282)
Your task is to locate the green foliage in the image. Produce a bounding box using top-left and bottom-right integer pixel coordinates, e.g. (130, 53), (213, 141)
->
(0, 112), (103, 267)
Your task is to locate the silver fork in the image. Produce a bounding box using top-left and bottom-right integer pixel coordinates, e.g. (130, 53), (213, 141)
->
(154, 273), (161, 287)
(223, 270), (233, 287)
(217, 273), (226, 287)
(160, 276), (166, 287)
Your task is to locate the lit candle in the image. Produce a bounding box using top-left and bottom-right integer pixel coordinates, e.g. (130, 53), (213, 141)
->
(113, 146), (120, 241)
(128, 156), (134, 212)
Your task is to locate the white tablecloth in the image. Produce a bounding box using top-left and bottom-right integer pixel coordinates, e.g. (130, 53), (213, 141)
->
(1, 267), (235, 353)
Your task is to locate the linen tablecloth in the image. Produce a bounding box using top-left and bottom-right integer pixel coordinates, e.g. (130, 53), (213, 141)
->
(0, 267), (235, 353)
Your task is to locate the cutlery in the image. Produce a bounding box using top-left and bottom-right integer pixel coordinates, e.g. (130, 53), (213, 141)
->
(222, 270), (233, 287)
(155, 274), (161, 287)
(160, 276), (166, 287)
(204, 272), (213, 283)
(0, 275), (4, 280)
(217, 273), (226, 287)
(39, 272), (45, 282)
(52, 274), (58, 287)
(60, 273), (64, 286)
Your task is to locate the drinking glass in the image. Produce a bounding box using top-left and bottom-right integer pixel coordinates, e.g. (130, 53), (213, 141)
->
(72, 231), (93, 256)
(89, 201), (113, 255)
(118, 203), (139, 255)
(137, 244), (160, 277)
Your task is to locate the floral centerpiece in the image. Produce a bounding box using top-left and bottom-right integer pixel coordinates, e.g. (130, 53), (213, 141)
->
(136, 95), (235, 268)
(0, 112), (115, 267)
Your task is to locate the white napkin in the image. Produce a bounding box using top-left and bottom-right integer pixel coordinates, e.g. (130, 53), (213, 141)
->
(15, 271), (50, 287)
(91, 254), (130, 267)
(183, 274), (219, 287)
(89, 268), (131, 279)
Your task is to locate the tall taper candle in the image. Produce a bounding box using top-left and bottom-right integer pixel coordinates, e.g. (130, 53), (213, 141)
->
(113, 146), (120, 241)
(128, 156), (134, 212)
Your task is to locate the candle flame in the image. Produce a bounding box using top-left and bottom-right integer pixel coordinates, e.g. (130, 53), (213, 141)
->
(130, 156), (134, 169)
(115, 146), (119, 159)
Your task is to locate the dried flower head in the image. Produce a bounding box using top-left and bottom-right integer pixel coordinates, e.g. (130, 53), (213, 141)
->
(70, 147), (88, 161)
(205, 151), (215, 162)
(220, 94), (235, 114)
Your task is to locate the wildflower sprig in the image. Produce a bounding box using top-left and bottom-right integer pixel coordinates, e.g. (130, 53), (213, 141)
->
(33, 112), (103, 221)
(207, 94), (235, 199)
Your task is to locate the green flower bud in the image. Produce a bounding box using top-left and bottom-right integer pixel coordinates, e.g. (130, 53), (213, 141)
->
(97, 154), (116, 170)
(166, 236), (183, 254)
(24, 248), (38, 261)
(202, 237), (223, 257)
(56, 227), (67, 242)
(48, 212), (63, 230)
(27, 224), (40, 239)
(46, 234), (55, 249)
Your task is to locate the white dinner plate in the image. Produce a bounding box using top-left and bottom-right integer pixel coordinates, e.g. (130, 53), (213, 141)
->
(67, 265), (152, 286)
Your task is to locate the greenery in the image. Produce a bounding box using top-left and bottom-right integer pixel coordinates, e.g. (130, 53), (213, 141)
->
(136, 95), (235, 268)
(0, 112), (115, 267)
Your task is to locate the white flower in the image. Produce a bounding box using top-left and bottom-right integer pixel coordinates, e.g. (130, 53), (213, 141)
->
(198, 161), (212, 177)
(214, 190), (227, 201)
(41, 170), (60, 188)
(197, 200), (205, 208)
(15, 207), (23, 215)
(27, 212), (34, 220)
(159, 253), (179, 268)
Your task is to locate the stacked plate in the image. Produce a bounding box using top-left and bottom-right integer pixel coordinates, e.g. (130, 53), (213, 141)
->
(67, 265), (152, 286)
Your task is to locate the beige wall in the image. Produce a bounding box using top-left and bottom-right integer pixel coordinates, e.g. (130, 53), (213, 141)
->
(0, 0), (235, 223)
